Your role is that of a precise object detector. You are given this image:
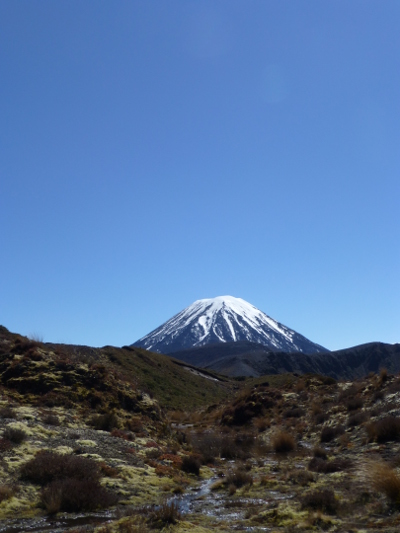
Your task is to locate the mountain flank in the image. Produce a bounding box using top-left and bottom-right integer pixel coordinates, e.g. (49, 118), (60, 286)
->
(133, 295), (328, 355)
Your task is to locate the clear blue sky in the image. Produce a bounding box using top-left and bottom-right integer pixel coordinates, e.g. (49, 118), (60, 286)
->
(1, 1), (399, 351)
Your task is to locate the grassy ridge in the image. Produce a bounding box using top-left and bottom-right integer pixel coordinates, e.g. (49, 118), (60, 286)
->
(0, 326), (233, 411)
(105, 345), (232, 410)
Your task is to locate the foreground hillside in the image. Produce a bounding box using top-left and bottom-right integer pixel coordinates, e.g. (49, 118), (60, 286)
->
(0, 326), (231, 411)
(2, 326), (400, 532)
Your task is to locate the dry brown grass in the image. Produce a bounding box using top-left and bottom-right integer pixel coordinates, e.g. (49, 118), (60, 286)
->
(379, 367), (388, 385)
(225, 468), (253, 488)
(253, 416), (269, 432)
(271, 430), (296, 453)
(363, 461), (400, 504)
(0, 484), (15, 503)
(301, 488), (338, 514)
(366, 416), (400, 443)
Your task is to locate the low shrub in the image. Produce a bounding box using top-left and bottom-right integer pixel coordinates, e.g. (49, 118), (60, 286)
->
(301, 488), (337, 514)
(347, 411), (368, 427)
(0, 406), (15, 419)
(322, 376), (337, 386)
(11, 339), (39, 355)
(308, 457), (352, 473)
(0, 438), (13, 452)
(20, 451), (100, 485)
(226, 468), (253, 488)
(366, 462), (400, 504)
(149, 501), (181, 527)
(313, 447), (328, 460)
(379, 368), (388, 384)
(41, 478), (118, 514)
(125, 417), (143, 433)
(190, 431), (255, 462)
(283, 407), (305, 419)
(181, 455), (200, 476)
(388, 379), (400, 394)
(320, 425), (345, 443)
(111, 429), (134, 441)
(288, 470), (314, 486)
(369, 416), (400, 443)
(314, 411), (330, 425)
(339, 385), (359, 403)
(372, 390), (385, 403)
(0, 485), (15, 503)
(100, 463), (119, 478)
(221, 389), (282, 426)
(346, 397), (364, 411)
(145, 448), (162, 460)
(89, 412), (119, 432)
(42, 413), (60, 426)
(271, 431), (296, 453)
(253, 417), (269, 432)
(3, 426), (27, 445)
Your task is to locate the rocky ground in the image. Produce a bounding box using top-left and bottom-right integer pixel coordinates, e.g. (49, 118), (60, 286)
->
(2, 330), (400, 532)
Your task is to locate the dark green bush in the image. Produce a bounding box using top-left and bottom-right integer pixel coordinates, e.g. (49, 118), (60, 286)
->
(181, 455), (200, 476)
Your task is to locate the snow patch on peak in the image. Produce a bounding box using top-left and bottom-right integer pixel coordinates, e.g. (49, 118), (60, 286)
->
(133, 296), (328, 355)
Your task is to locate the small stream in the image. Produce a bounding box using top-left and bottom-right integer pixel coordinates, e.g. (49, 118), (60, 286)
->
(0, 510), (115, 533)
(171, 474), (290, 528)
(0, 471), (291, 532)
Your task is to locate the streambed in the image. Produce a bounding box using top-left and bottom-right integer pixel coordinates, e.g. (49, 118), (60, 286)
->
(0, 471), (291, 532)
(0, 510), (115, 533)
(172, 474), (292, 529)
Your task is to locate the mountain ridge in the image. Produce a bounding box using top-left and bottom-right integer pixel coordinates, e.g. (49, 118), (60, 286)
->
(168, 340), (400, 379)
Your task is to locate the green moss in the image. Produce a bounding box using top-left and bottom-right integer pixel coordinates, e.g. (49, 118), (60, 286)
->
(77, 439), (98, 447)
(0, 485), (41, 518)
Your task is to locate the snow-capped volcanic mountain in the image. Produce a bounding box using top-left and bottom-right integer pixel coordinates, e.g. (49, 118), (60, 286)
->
(132, 296), (328, 355)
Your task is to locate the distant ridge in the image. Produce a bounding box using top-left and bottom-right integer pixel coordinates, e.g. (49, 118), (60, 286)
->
(169, 341), (400, 379)
(132, 296), (328, 355)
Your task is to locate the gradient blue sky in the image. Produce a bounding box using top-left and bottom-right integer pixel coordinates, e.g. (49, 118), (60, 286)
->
(1, 1), (399, 351)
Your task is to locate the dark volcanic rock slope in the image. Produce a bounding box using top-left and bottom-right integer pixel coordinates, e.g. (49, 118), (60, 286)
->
(173, 341), (400, 379)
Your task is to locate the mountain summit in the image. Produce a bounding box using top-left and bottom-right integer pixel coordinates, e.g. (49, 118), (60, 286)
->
(132, 296), (328, 355)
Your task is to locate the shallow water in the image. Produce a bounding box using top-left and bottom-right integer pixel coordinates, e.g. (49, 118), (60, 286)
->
(0, 510), (114, 533)
(171, 474), (291, 526)
(0, 469), (291, 532)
